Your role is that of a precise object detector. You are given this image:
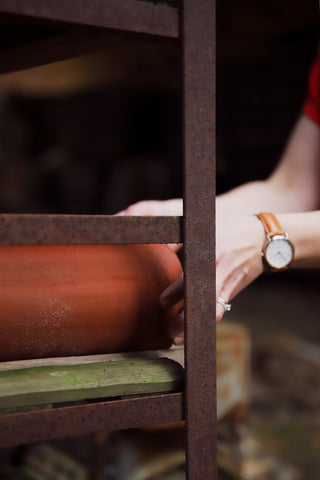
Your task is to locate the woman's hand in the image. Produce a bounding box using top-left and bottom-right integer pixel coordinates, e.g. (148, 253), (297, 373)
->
(116, 199), (183, 217)
(216, 213), (265, 321)
(161, 214), (265, 343)
(116, 199), (184, 344)
(116, 198), (183, 253)
(160, 273), (184, 346)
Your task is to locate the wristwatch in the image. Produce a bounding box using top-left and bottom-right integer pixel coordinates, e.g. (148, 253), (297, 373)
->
(256, 212), (294, 270)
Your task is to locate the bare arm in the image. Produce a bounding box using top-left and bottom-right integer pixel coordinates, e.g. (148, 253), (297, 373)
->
(116, 114), (320, 340)
(214, 115), (320, 319)
(280, 211), (320, 269)
(117, 198), (183, 216)
(160, 114), (320, 332)
(217, 114), (320, 214)
(117, 115), (320, 217)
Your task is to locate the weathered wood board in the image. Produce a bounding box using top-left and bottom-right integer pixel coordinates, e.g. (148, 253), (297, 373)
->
(0, 321), (251, 420)
(0, 358), (184, 411)
(0, 347), (184, 371)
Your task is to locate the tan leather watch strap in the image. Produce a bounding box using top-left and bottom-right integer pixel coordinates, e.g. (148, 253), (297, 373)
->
(256, 212), (285, 238)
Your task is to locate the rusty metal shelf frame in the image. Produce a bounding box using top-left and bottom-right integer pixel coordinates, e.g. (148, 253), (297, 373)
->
(0, 393), (184, 447)
(0, 1), (216, 478)
(183, 1), (216, 476)
(0, 0), (179, 38)
(0, 215), (182, 245)
(0, 0), (180, 74)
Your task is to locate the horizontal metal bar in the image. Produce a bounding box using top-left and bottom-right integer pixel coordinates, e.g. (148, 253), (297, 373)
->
(0, 392), (184, 447)
(0, 0), (179, 38)
(0, 214), (183, 245)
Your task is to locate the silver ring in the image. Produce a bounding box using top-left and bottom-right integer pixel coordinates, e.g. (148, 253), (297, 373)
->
(217, 296), (232, 313)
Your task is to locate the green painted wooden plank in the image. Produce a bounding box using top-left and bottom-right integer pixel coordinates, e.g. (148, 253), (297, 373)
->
(0, 359), (184, 410)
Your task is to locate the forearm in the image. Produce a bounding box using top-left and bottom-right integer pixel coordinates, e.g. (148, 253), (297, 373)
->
(216, 179), (297, 215)
(217, 115), (320, 215)
(117, 198), (183, 216)
(278, 211), (320, 269)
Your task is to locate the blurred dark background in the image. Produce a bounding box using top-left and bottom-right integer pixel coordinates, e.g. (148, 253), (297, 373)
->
(0, 1), (318, 216)
(0, 33), (182, 215)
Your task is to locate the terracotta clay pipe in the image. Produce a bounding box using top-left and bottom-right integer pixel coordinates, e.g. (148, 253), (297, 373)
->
(0, 244), (182, 361)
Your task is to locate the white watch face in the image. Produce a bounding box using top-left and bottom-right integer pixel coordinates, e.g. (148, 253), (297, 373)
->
(265, 236), (294, 269)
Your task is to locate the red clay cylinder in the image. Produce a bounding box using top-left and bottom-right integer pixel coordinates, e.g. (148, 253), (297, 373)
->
(0, 244), (182, 361)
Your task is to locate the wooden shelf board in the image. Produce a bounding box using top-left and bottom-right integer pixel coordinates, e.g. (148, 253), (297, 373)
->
(0, 358), (184, 411)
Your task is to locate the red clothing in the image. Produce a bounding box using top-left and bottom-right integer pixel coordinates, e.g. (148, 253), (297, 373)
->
(303, 44), (320, 126)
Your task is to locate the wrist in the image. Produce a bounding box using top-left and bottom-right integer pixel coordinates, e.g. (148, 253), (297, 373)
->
(278, 212), (320, 269)
(255, 212), (294, 271)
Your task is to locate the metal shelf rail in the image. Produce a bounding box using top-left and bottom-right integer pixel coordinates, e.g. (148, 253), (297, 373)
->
(0, 1), (216, 478)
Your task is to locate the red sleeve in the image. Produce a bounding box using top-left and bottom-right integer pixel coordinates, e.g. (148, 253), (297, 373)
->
(303, 43), (320, 126)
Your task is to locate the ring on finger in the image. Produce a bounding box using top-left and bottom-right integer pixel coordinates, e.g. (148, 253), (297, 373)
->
(217, 296), (232, 313)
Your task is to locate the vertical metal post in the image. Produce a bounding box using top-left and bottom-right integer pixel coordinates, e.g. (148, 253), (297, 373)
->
(182, 0), (216, 478)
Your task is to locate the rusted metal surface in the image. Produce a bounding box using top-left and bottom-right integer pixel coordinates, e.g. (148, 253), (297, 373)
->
(0, 393), (184, 447)
(0, 0), (180, 75)
(0, 214), (182, 245)
(182, 0), (216, 478)
(0, 0), (179, 39)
